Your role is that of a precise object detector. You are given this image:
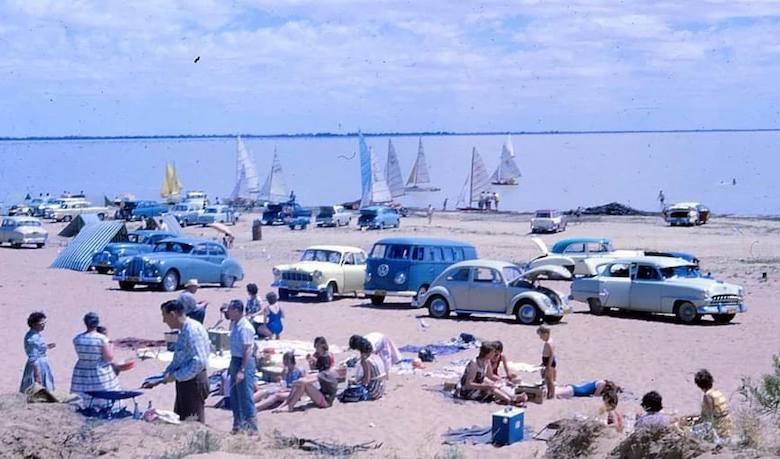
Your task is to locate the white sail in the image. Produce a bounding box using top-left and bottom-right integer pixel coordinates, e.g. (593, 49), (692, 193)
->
(359, 133), (372, 209)
(236, 137), (261, 197)
(258, 147), (290, 203)
(385, 139), (406, 198)
(370, 146), (392, 203)
(407, 137), (432, 186)
(456, 147), (491, 208)
(230, 166), (248, 201)
(490, 135), (521, 184)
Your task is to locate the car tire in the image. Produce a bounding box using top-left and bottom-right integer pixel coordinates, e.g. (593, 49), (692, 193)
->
(63, 215), (73, 223)
(319, 283), (335, 302)
(675, 301), (700, 324)
(380, 222), (385, 230)
(220, 274), (236, 288)
(96, 267), (111, 275)
(415, 285), (429, 303)
(370, 295), (385, 306)
(515, 300), (541, 325)
(161, 270), (180, 292)
(712, 313), (736, 324)
(11, 242), (22, 249)
(119, 281), (135, 291)
(544, 315), (563, 324)
(427, 296), (450, 319)
(278, 289), (290, 300)
(36, 243), (44, 248)
(588, 298), (606, 315)
(97, 213), (105, 221)
(395, 220), (400, 228)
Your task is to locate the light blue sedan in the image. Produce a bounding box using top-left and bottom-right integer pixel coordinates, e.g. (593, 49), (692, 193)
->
(113, 237), (244, 292)
(90, 230), (176, 274)
(357, 206), (400, 230)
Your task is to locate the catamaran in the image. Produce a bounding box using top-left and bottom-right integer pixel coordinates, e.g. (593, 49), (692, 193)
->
(160, 162), (184, 203)
(456, 147), (491, 209)
(385, 139), (406, 198)
(359, 133), (392, 208)
(490, 135), (521, 186)
(230, 137), (262, 202)
(258, 146), (290, 204)
(405, 137), (440, 192)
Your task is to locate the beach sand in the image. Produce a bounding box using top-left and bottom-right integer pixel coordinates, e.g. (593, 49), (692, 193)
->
(1, 211), (779, 458)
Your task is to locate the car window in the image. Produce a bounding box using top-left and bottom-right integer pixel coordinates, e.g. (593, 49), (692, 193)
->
(660, 265), (700, 279)
(412, 247), (425, 261)
(446, 268), (471, 282)
(426, 247), (443, 262)
(209, 244), (226, 256)
(473, 268), (501, 283)
(128, 234), (141, 243)
(608, 263), (630, 278)
(344, 253), (355, 265)
(369, 244), (387, 259)
(535, 212), (551, 218)
(193, 244), (208, 256)
(563, 243), (585, 253)
(502, 266), (522, 281)
(1, 219), (10, 227)
(635, 265), (659, 280)
(354, 252), (367, 265)
(387, 245), (410, 259)
(588, 242), (608, 253)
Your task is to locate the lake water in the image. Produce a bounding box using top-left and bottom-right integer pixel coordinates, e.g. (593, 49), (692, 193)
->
(1, 131), (777, 215)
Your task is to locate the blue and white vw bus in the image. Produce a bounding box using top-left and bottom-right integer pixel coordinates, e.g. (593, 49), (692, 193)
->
(364, 237), (478, 306)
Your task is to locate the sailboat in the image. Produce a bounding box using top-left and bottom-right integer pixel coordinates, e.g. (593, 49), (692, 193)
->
(257, 147), (290, 203)
(406, 137), (440, 192)
(490, 135), (521, 186)
(456, 147), (491, 209)
(160, 162), (184, 203)
(359, 133), (392, 208)
(385, 139), (406, 198)
(230, 137), (262, 201)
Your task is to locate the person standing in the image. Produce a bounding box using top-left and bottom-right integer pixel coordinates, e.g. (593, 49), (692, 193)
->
(493, 192), (500, 211)
(70, 312), (122, 410)
(224, 300), (258, 434)
(442, 198), (448, 212)
(144, 300), (211, 423)
(20, 311), (56, 393)
(426, 204), (434, 224)
(178, 279), (209, 324)
(478, 192), (485, 211)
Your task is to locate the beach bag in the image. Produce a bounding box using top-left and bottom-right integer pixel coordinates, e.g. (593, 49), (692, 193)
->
(339, 385), (368, 403)
(418, 348), (435, 363)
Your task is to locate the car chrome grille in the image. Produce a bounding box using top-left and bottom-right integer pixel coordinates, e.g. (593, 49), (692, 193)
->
(711, 294), (741, 306)
(128, 258), (144, 276)
(670, 211), (690, 218)
(282, 272), (313, 282)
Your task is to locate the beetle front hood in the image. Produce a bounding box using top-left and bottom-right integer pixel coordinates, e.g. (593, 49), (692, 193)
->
(530, 237), (549, 255)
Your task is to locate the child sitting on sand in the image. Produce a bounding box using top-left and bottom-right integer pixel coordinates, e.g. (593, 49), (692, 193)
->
(254, 351), (303, 411)
(537, 325), (556, 399)
(636, 391), (671, 429)
(488, 340), (518, 383)
(454, 342), (527, 406)
(347, 336), (386, 401)
(694, 369), (734, 439)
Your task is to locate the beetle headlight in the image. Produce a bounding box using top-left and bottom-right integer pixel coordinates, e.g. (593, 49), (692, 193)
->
(313, 270), (323, 280)
(394, 272), (406, 285)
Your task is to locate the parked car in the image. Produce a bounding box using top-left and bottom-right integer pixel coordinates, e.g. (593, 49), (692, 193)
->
(262, 201), (312, 225)
(113, 237), (244, 292)
(129, 201), (169, 221)
(421, 260), (572, 324)
(271, 245), (367, 302)
(90, 230), (177, 274)
(357, 206), (400, 230)
(48, 201), (110, 222)
(316, 205), (352, 227)
(38, 197), (87, 217)
(569, 256), (745, 324)
(0, 216), (48, 248)
(664, 202), (710, 226)
(166, 202), (204, 226)
(363, 237), (478, 306)
(197, 205), (237, 226)
(530, 209), (568, 233)
(7, 203), (35, 217)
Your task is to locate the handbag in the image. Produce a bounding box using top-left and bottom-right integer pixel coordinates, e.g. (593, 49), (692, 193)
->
(339, 385), (368, 403)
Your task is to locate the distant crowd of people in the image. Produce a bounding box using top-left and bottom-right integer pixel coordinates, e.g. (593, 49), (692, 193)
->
(478, 191), (500, 212)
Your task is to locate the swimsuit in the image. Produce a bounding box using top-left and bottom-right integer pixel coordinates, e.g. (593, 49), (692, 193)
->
(569, 380), (598, 396)
(266, 308), (283, 335)
(541, 356), (557, 368)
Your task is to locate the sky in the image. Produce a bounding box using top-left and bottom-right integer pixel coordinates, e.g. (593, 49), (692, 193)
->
(2, 0), (780, 137)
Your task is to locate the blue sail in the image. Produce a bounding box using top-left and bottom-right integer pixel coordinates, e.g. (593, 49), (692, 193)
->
(359, 132), (373, 208)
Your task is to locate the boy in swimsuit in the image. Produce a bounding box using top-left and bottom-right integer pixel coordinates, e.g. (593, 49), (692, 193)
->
(537, 325), (556, 399)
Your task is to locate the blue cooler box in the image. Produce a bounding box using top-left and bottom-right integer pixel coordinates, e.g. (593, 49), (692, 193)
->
(492, 407), (525, 445)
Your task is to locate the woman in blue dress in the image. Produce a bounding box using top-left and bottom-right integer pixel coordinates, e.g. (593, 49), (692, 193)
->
(257, 291), (284, 339)
(70, 312), (122, 409)
(20, 311), (56, 393)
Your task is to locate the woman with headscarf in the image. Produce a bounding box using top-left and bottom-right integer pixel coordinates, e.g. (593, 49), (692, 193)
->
(70, 312), (121, 409)
(20, 311), (56, 393)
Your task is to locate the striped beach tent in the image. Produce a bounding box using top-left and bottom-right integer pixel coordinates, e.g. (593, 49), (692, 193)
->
(145, 214), (183, 236)
(50, 221), (128, 271)
(58, 213), (102, 238)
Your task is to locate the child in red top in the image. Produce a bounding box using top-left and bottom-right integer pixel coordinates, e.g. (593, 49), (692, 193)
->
(489, 341), (518, 383)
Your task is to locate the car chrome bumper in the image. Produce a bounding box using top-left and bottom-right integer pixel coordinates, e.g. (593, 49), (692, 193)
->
(697, 303), (746, 315)
(112, 274), (163, 283)
(271, 280), (325, 293)
(21, 237), (47, 244)
(666, 218), (695, 225)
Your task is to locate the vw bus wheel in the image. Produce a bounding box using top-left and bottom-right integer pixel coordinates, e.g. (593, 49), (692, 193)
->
(428, 296), (450, 319)
(370, 295), (385, 306)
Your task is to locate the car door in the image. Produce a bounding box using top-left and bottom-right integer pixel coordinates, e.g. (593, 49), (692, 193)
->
(629, 263), (663, 311)
(467, 267), (506, 312)
(0, 219), (10, 242)
(205, 244), (228, 281)
(443, 267), (471, 309)
(601, 262), (631, 308)
(342, 252), (364, 293)
(185, 243), (213, 281)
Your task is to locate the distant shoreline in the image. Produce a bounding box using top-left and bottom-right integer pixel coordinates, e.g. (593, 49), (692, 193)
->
(2, 127), (780, 142)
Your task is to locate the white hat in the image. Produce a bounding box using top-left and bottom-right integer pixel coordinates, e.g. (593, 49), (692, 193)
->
(184, 279), (199, 288)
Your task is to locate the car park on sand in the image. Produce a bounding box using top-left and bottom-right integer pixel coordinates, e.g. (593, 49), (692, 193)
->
(272, 245), (367, 302)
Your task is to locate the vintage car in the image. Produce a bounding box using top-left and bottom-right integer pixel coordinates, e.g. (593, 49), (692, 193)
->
(569, 256), (745, 324)
(421, 260), (572, 325)
(112, 237), (244, 292)
(357, 206), (400, 230)
(316, 205), (352, 227)
(48, 201), (110, 222)
(271, 245), (367, 302)
(90, 230), (177, 274)
(197, 205), (237, 226)
(262, 201), (312, 225)
(0, 216), (48, 248)
(526, 237), (698, 277)
(38, 197), (87, 217)
(530, 209), (568, 233)
(664, 202), (710, 226)
(129, 201), (170, 221)
(166, 202), (204, 226)
(7, 203), (35, 217)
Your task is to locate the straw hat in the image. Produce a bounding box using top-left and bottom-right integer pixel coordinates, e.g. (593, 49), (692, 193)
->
(184, 279), (199, 288)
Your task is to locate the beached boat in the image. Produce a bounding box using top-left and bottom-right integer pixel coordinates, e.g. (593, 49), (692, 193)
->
(490, 135), (521, 186)
(359, 133), (392, 208)
(258, 147), (290, 204)
(405, 137), (441, 192)
(230, 137), (262, 201)
(385, 139), (406, 198)
(456, 147), (491, 210)
(160, 162), (184, 203)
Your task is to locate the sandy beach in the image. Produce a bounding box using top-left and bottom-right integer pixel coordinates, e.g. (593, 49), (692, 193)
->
(2, 211), (779, 458)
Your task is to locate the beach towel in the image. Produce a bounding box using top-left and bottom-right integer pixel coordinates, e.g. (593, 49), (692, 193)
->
(25, 383), (80, 404)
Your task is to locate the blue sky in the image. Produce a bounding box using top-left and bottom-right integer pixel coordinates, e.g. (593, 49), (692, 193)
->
(1, 0), (780, 137)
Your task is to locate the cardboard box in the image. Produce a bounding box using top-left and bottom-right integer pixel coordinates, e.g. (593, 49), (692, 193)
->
(208, 329), (230, 352)
(443, 378), (459, 392)
(516, 382), (546, 405)
(492, 407), (525, 445)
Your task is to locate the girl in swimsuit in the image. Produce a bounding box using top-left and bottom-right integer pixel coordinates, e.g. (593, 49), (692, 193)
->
(488, 341), (518, 383)
(537, 325), (556, 399)
(257, 291), (284, 339)
(556, 379), (622, 399)
(455, 342), (527, 406)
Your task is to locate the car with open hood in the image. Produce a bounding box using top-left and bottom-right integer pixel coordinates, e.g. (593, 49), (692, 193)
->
(271, 245), (367, 302)
(90, 230), (177, 274)
(357, 206), (400, 230)
(112, 237), (244, 292)
(316, 205), (352, 227)
(420, 260), (572, 325)
(664, 202), (710, 226)
(0, 216), (48, 248)
(569, 256), (745, 324)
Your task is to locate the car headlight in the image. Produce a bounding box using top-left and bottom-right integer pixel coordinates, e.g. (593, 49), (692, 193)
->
(272, 267), (281, 276)
(366, 272), (372, 282)
(313, 270), (323, 280)
(700, 290), (710, 300)
(394, 272), (406, 285)
(688, 210), (697, 217)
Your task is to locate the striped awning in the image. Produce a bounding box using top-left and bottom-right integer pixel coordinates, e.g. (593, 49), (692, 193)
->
(50, 222), (128, 271)
(58, 213), (102, 238)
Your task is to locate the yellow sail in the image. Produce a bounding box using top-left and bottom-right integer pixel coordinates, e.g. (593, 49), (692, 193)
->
(161, 162), (183, 199)
(171, 163), (184, 195)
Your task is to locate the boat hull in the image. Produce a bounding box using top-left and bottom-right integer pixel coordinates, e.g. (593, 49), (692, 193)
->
(490, 180), (519, 186)
(405, 186), (441, 193)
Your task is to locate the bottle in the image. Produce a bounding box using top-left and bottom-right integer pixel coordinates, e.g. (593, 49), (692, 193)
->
(147, 400), (153, 412)
(133, 401), (141, 420)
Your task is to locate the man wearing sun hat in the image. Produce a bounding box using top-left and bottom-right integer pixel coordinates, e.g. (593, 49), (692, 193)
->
(178, 279), (209, 324)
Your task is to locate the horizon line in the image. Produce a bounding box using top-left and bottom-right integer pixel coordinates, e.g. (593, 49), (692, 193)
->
(2, 127), (780, 141)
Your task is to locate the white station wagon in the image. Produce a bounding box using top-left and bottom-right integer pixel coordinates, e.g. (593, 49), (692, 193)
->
(570, 256), (745, 324)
